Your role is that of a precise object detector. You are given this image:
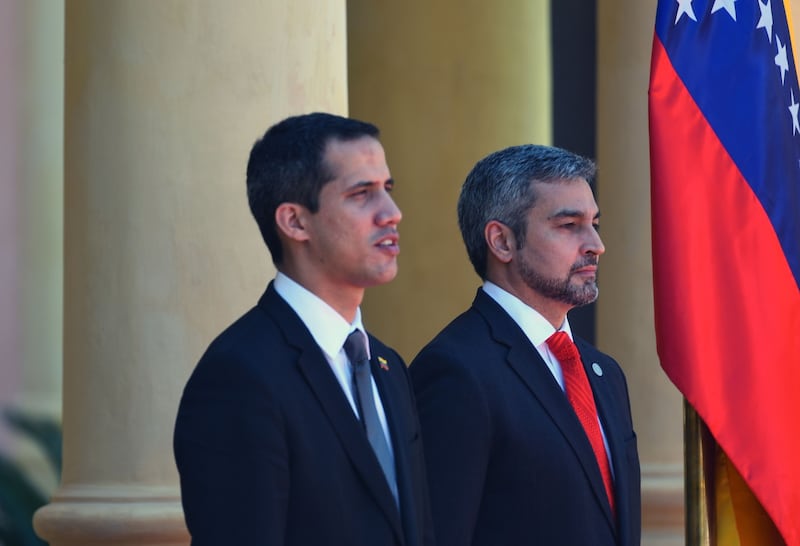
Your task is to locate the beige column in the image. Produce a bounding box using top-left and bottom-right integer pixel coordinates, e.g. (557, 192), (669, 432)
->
(33, 1), (347, 545)
(597, 1), (684, 545)
(348, 0), (552, 359)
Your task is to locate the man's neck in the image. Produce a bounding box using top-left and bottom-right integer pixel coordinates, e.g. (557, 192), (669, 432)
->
(485, 276), (569, 330)
(277, 267), (362, 323)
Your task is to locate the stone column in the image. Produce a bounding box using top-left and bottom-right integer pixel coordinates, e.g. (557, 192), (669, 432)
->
(597, 1), (683, 545)
(33, 1), (347, 544)
(348, 0), (553, 359)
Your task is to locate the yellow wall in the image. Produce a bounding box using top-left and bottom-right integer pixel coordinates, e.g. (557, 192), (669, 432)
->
(348, 0), (552, 360)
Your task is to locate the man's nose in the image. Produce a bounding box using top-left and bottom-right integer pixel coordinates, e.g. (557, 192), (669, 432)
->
(377, 192), (402, 226)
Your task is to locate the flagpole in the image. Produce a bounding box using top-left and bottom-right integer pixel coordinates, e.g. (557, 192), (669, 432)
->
(684, 400), (710, 546)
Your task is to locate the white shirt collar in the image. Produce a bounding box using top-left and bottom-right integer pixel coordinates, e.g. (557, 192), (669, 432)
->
(481, 280), (574, 345)
(274, 272), (367, 359)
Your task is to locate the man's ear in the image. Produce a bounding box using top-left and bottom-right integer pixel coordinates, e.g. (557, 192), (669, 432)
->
(275, 203), (311, 242)
(485, 220), (514, 264)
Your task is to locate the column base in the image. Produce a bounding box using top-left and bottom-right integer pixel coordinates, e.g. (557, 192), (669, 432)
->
(33, 484), (190, 546)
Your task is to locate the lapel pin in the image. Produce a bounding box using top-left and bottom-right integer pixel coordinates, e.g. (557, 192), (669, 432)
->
(378, 356), (389, 371)
(592, 362), (603, 377)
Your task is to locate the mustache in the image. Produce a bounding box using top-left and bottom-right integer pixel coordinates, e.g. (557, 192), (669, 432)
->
(570, 257), (599, 272)
(374, 228), (399, 239)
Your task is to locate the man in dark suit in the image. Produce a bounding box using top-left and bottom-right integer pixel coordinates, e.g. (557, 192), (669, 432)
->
(410, 144), (641, 546)
(174, 112), (434, 546)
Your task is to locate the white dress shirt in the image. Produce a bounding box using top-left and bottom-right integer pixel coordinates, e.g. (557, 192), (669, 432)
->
(274, 273), (395, 459)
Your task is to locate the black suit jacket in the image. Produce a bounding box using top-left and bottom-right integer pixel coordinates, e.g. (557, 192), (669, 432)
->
(410, 289), (641, 546)
(174, 283), (434, 546)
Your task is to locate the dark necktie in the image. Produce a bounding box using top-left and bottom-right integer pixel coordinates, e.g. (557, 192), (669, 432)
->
(546, 331), (616, 516)
(344, 330), (398, 505)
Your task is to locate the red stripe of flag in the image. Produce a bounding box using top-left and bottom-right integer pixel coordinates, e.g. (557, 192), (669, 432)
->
(650, 34), (800, 545)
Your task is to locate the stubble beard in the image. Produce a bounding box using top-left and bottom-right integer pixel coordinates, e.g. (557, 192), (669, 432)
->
(518, 256), (600, 308)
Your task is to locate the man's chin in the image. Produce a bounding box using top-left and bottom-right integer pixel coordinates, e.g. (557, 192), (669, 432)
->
(365, 267), (398, 287)
(566, 282), (599, 307)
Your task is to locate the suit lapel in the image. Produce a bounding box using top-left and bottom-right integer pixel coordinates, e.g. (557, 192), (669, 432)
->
(473, 291), (616, 532)
(578, 339), (632, 540)
(260, 285), (404, 542)
(370, 350), (419, 546)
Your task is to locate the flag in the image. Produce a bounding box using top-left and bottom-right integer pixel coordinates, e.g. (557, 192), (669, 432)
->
(649, 1), (800, 544)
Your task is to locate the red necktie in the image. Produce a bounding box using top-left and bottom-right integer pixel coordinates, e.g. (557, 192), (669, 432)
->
(546, 331), (616, 516)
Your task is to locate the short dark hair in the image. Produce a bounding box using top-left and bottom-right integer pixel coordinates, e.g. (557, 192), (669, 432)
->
(457, 144), (596, 279)
(246, 112), (380, 266)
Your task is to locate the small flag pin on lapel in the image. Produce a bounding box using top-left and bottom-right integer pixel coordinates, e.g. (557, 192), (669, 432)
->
(378, 356), (389, 370)
(592, 362), (603, 377)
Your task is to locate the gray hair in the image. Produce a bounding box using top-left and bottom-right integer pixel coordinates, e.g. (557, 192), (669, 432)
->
(457, 144), (596, 279)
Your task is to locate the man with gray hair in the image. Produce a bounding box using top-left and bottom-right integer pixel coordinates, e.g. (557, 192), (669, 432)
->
(410, 144), (641, 546)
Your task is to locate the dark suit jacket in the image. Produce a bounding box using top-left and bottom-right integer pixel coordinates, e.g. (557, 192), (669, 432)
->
(174, 283), (434, 546)
(410, 289), (641, 546)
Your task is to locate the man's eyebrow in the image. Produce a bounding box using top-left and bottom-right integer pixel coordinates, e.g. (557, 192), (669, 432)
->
(548, 209), (585, 219)
(350, 177), (394, 189)
(547, 209), (601, 221)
